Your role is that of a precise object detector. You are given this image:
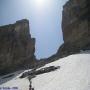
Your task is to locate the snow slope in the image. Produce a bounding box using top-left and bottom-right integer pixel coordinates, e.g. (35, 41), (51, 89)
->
(0, 53), (90, 90)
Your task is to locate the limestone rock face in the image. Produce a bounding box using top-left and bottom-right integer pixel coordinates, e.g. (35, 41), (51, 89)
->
(57, 0), (89, 57)
(0, 19), (36, 75)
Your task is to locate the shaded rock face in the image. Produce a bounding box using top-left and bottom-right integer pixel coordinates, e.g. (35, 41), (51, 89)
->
(0, 19), (36, 75)
(57, 0), (89, 57)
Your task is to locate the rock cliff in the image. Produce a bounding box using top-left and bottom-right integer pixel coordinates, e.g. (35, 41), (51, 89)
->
(57, 0), (89, 57)
(0, 19), (36, 75)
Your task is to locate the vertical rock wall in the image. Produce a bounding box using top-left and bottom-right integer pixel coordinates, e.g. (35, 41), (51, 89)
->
(0, 19), (36, 75)
(57, 0), (89, 57)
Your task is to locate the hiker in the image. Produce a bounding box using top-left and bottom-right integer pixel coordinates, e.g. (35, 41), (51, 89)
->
(29, 81), (32, 90)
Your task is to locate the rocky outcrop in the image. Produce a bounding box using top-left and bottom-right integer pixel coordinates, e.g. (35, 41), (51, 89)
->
(20, 66), (60, 78)
(0, 19), (36, 75)
(57, 0), (89, 57)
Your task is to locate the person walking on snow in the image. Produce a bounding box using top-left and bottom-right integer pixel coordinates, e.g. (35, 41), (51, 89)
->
(29, 81), (32, 90)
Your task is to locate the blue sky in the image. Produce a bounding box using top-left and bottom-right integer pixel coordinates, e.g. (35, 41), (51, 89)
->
(0, 0), (67, 59)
